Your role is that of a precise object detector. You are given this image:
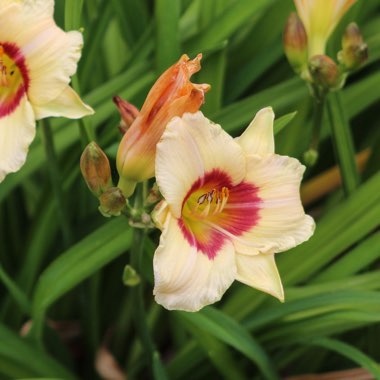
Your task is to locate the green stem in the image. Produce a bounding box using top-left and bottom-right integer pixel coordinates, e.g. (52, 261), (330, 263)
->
(326, 92), (360, 196)
(130, 229), (156, 368)
(310, 97), (325, 152)
(40, 120), (73, 246)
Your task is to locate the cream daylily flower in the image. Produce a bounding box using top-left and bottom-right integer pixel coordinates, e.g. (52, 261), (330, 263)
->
(152, 110), (315, 312)
(294, 0), (356, 57)
(0, 0), (93, 182)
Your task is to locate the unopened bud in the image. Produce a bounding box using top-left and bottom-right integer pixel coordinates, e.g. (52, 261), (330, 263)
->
(98, 187), (126, 217)
(113, 96), (140, 135)
(338, 23), (368, 71)
(122, 265), (140, 286)
(145, 183), (161, 206)
(303, 149), (319, 167)
(80, 142), (112, 197)
(308, 55), (341, 90)
(283, 13), (308, 74)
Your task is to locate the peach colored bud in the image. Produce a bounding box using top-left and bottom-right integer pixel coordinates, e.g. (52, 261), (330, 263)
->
(113, 96), (140, 134)
(80, 142), (113, 197)
(99, 187), (126, 217)
(116, 54), (210, 197)
(338, 23), (368, 70)
(308, 54), (341, 90)
(284, 13), (308, 73)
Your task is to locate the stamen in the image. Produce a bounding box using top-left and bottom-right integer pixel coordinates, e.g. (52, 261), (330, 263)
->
(192, 186), (230, 217)
(0, 45), (8, 87)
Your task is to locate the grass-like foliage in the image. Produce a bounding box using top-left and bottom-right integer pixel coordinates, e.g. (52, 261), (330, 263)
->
(0, 0), (380, 379)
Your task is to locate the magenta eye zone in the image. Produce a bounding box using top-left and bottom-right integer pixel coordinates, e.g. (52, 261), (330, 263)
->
(179, 169), (261, 259)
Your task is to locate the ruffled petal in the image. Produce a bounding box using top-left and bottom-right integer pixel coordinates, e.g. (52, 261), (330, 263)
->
(236, 107), (275, 156)
(25, 30), (84, 106)
(0, 96), (35, 182)
(235, 252), (284, 301)
(153, 214), (237, 311)
(234, 154), (315, 255)
(0, 2), (84, 106)
(156, 111), (246, 218)
(32, 86), (94, 120)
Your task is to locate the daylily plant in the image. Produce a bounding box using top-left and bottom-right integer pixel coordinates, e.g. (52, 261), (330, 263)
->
(116, 54), (210, 198)
(0, 0), (93, 182)
(152, 109), (315, 311)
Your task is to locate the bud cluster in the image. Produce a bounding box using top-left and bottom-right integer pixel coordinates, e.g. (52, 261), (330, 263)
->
(80, 142), (127, 217)
(284, 11), (368, 96)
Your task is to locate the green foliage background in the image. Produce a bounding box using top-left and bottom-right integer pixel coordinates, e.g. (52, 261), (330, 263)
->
(0, 0), (380, 379)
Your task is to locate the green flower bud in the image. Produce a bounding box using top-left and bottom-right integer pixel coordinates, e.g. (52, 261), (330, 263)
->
(122, 265), (140, 286)
(283, 13), (308, 74)
(338, 23), (368, 71)
(80, 142), (113, 197)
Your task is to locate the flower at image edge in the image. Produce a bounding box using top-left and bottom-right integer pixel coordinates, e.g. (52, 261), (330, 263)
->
(294, 0), (356, 56)
(0, 0), (93, 182)
(152, 109), (315, 312)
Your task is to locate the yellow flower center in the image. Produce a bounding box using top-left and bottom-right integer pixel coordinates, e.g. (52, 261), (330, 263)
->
(0, 43), (29, 118)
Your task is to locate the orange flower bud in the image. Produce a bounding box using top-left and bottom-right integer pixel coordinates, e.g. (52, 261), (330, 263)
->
(99, 187), (126, 217)
(284, 13), (308, 74)
(113, 96), (140, 135)
(308, 54), (341, 90)
(80, 142), (113, 197)
(116, 54), (210, 197)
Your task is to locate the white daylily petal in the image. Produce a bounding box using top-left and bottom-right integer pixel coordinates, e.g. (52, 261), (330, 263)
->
(236, 107), (275, 156)
(0, 96), (35, 182)
(156, 111), (246, 218)
(235, 252), (284, 301)
(151, 200), (170, 231)
(25, 30), (84, 106)
(24, 0), (54, 16)
(33, 86), (94, 120)
(153, 214), (236, 312)
(234, 154), (315, 255)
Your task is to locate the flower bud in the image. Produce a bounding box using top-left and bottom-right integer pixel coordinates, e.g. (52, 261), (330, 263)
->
(113, 96), (140, 135)
(338, 23), (368, 70)
(80, 142), (112, 197)
(308, 55), (341, 90)
(283, 13), (308, 74)
(123, 265), (140, 286)
(98, 187), (126, 217)
(303, 148), (319, 167)
(116, 54), (210, 198)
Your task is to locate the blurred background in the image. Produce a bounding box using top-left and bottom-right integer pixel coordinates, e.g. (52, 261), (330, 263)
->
(0, 0), (380, 379)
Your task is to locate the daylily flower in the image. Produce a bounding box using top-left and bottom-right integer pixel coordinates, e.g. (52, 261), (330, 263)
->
(116, 54), (210, 198)
(152, 109), (315, 311)
(294, 0), (356, 57)
(0, 0), (93, 182)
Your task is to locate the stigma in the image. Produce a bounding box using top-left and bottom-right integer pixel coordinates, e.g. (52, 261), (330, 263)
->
(192, 187), (230, 218)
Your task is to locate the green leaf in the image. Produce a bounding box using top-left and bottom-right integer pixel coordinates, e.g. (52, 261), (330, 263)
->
(64, 0), (84, 31)
(0, 324), (76, 379)
(179, 307), (279, 380)
(307, 338), (380, 379)
(32, 218), (132, 315)
(326, 92), (360, 196)
(155, 0), (181, 72)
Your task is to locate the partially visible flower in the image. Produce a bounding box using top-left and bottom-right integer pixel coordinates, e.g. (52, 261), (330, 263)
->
(0, 0), (93, 182)
(116, 54), (210, 198)
(152, 110), (315, 311)
(294, 0), (356, 57)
